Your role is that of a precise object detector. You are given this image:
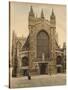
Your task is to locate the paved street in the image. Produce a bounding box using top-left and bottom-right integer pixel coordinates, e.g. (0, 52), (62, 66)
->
(10, 73), (66, 88)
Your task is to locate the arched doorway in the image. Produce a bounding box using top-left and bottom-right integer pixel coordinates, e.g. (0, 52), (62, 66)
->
(21, 57), (29, 76)
(56, 56), (62, 73)
(37, 30), (49, 74)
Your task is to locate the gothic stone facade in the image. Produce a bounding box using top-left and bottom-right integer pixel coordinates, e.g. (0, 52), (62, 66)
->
(12, 6), (65, 77)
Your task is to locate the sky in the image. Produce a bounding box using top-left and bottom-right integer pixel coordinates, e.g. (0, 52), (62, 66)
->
(10, 2), (66, 48)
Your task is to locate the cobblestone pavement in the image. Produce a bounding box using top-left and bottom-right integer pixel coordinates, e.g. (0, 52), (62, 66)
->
(10, 74), (66, 88)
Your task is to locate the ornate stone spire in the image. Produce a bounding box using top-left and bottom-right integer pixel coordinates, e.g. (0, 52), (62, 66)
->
(41, 9), (44, 19)
(50, 9), (55, 19)
(29, 6), (35, 17)
(50, 8), (56, 26)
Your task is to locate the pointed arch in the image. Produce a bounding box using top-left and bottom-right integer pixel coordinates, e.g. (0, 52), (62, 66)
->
(37, 30), (49, 60)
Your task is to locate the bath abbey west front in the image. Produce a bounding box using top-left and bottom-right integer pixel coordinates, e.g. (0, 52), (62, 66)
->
(12, 6), (66, 77)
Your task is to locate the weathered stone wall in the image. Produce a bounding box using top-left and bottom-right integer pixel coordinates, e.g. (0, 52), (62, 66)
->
(28, 18), (56, 74)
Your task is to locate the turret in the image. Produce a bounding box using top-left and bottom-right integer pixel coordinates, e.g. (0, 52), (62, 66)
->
(28, 6), (35, 27)
(29, 6), (35, 20)
(41, 9), (44, 19)
(50, 9), (56, 27)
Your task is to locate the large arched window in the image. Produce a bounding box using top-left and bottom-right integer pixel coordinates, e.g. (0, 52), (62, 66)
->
(37, 30), (49, 60)
(22, 57), (29, 66)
